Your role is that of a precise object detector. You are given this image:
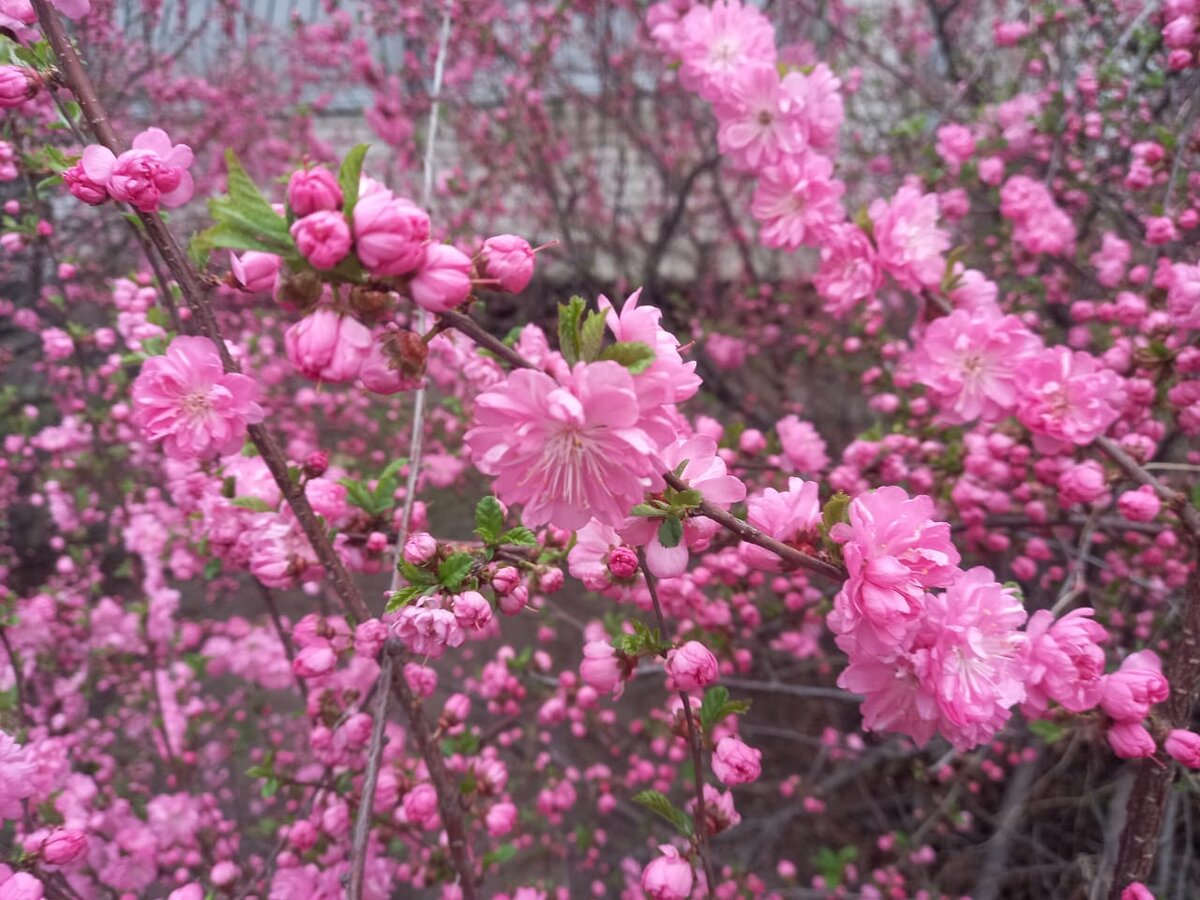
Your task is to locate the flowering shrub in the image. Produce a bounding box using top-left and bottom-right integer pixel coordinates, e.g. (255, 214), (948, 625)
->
(3, 0), (1200, 898)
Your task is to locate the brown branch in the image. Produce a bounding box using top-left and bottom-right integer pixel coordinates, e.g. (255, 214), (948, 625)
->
(0, 628), (29, 728)
(437, 307), (538, 371)
(639, 550), (716, 895)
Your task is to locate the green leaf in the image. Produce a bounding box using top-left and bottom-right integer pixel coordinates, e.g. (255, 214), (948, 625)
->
(499, 526), (537, 546)
(475, 496), (506, 544)
(820, 492), (851, 537)
(482, 842), (518, 867)
(386, 584), (429, 612)
(261, 778), (279, 798)
(192, 150), (293, 261)
(599, 340), (655, 374)
(337, 144), (370, 220)
(578, 309), (608, 362)
(611, 620), (667, 657)
(657, 516), (683, 549)
(699, 685), (751, 732)
(557, 295), (587, 366)
(398, 560), (439, 587)
(632, 790), (693, 836)
(438, 552), (475, 591)
(630, 503), (666, 518)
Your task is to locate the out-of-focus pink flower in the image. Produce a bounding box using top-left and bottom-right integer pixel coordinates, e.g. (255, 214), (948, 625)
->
(287, 166), (342, 216)
(1120, 882), (1155, 900)
(1118, 486), (1162, 522)
(0, 66), (36, 108)
(230, 251), (282, 294)
(815, 223), (881, 317)
(284, 308), (372, 384)
(741, 477), (821, 571)
(293, 642), (337, 678)
(580, 641), (624, 695)
(1168, 261), (1200, 330)
(1057, 460), (1110, 507)
(751, 151), (845, 249)
(776, 416), (829, 474)
(130, 336), (263, 460)
(676, 0), (776, 103)
(485, 801), (518, 836)
(936, 123), (975, 172)
(290, 210), (352, 270)
(870, 185), (950, 293)
(1165, 729), (1200, 768)
(481, 234), (536, 293)
(410, 243), (473, 313)
(35, 828), (87, 864)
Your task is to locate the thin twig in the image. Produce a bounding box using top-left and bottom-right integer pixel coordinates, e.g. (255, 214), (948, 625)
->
(639, 550), (717, 894)
(347, 653), (393, 899)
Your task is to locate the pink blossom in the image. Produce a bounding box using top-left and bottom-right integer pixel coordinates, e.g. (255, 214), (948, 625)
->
(828, 487), (961, 655)
(284, 308), (372, 384)
(935, 124), (975, 172)
(776, 415), (829, 473)
(1057, 461), (1109, 506)
(452, 590), (493, 632)
(394, 602), (465, 658)
(410, 243), (473, 313)
(485, 801), (518, 837)
(286, 166), (342, 217)
(1164, 729), (1200, 768)
(1100, 650), (1169, 722)
(466, 361), (663, 529)
(1167, 261), (1200, 329)
(740, 477), (821, 571)
(814, 223), (882, 316)
(290, 211), (352, 270)
(0, 65), (36, 108)
(292, 642), (337, 679)
(1118, 486), (1161, 522)
(793, 63), (844, 150)
(230, 251), (282, 294)
(641, 845), (694, 900)
(63, 161), (107, 205)
(1108, 721), (1157, 759)
(0, 731), (35, 822)
(750, 152), (845, 250)
(870, 185), (950, 293)
(481, 234), (536, 293)
(352, 191), (429, 277)
(1015, 347), (1126, 451)
(665, 640), (718, 691)
(1021, 608), (1108, 717)
(999, 175), (1077, 256)
(712, 736), (762, 785)
(359, 331), (423, 394)
(715, 63), (807, 170)
(130, 336), (263, 460)
(402, 783), (440, 829)
(579, 641), (624, 695)
(676, 0), (776, 103)
(35, 828), (87, 865)
(904, 305), (1042, 424)
(1121, 883), (1155, 900)
(81, 128), (194, 212)
(0, 872), (44, 899)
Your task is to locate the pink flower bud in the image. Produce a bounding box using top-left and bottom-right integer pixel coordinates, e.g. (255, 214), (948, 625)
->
(580, 641), (623, 695)
(290, 210), (352, 270)
(230, 251), (282, 293)
(354, 619), (388, 658)
(404, 662), (437, 697)
(498, 585), (529, 615)
(402, 783), (440, 829)
(1121, 883), (1155, 900)
(452, 590), (493, 631)
(63, 161), (108, 205)
(402, 532), (437, 565)
(1165, 729), (1200, 768)
(37, 828), (87, 864)
(485, 801), (518, 836)
(665, 640), (719, 692)
(288, 820), (317, 851)
(292, 642), (337, 678)
(340, 712), (373, 748)
(539, 567), (564, 593)
(443, 692), (471, 723)
(410, 243), (472, 313)
(1100, 650), (1169, 722)
(1118, 486), (1161, 522)
(1108, 721), (1157, 759)
(607, 546), (639, 580)
(284, 308), (372, 384)
(210, 861), (239, 888)
(303, 450), (329, 478)
(0, 873), (46, 899)
(491, 565), (520, 595)
(287, 166), (342, 217)
(353, 192), (429, 277)
(481, 234), (535, 293)
(0, 66), (36, 108)
(1057, 461), (1109, 506)
(641, 845), (694, 900)
(712, 736), (762, 785)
